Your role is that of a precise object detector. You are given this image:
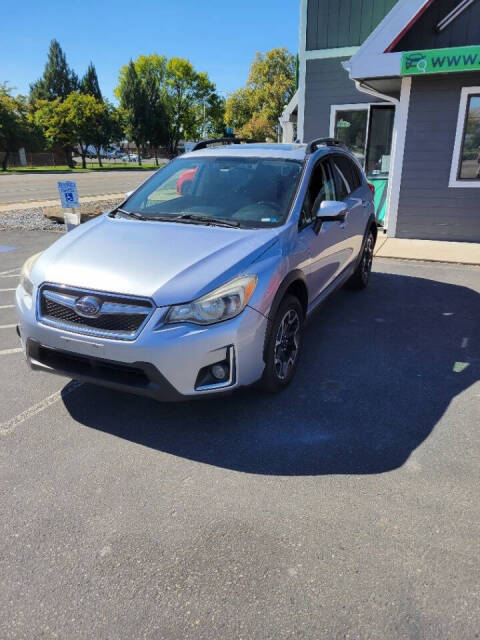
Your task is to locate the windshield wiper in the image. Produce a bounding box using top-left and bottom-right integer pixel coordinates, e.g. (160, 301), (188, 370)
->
(176, 213), (240, 228)
(112, 208), (148, 221)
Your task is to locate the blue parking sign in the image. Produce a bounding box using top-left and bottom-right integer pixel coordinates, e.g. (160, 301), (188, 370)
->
(58, 181), (79, 209)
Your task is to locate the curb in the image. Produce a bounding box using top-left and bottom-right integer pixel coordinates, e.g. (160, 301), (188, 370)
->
(0, 193), (126, 214)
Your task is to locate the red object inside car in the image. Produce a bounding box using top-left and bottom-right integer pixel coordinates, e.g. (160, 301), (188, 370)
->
(176, 167), (198, 195)
(368, 182), (375, 197)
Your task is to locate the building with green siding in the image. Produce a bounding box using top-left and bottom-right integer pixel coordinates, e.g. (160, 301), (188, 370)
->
(282, 0), (480, 241)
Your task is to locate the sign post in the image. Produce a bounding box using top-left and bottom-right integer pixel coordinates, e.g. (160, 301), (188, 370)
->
(57, 181), (80, 232)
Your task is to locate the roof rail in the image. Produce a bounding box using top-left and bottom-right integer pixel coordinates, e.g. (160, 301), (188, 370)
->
(190, 137), (257, 152)
(305, 137), (347, 154)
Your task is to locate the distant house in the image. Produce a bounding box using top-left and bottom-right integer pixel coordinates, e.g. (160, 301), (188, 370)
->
(285, 0), (480, 242)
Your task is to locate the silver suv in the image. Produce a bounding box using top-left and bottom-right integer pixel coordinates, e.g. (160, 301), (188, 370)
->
(16, 138), (376, 400)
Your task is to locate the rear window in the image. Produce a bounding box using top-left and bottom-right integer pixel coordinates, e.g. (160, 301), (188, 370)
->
(333, 155), (363, 194)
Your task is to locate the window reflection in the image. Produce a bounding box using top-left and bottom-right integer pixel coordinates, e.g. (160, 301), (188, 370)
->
(459, 95), (480, 180)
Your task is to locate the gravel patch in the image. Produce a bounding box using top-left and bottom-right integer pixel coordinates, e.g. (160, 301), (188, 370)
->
(0, 197), (122, 232)
(0, 207), (63, 232)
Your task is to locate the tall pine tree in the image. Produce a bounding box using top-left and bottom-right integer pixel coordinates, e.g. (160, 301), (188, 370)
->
(80, 62), (102, 101)
(29, 40), (78, 102)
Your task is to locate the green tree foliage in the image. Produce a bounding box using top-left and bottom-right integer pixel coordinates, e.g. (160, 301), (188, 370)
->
(90, 101), (123, 167)
(61, 92), (104, 168)
(80, 62), (102, 101)
(33, 98), (76, 166)
(0, 85), (40, 170)
(162, 57), (216, 152)
(29, 40), (79, 102)
(116, 54), (222, 155)
(34, 92), (121, 168)
(202, 93), (226, 138)
(116, 61), (150, 165)
(225, 47), (296, 140)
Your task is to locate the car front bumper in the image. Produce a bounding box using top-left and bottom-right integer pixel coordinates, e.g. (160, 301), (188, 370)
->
(16, 285), (269, 401)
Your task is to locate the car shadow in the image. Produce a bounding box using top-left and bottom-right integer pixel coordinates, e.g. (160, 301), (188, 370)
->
(62, 269), (479, 475)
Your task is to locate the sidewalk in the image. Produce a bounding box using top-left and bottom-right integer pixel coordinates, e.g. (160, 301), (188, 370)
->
(374, 235), (480, 266)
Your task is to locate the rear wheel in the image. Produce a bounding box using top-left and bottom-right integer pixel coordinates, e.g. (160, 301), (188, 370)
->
(346, 230), (375, 290)
(260, 295), (303, 393)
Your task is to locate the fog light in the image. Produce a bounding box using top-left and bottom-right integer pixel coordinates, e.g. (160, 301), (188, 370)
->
(211, 363), (228, 380)
(194, 346), (235, 390)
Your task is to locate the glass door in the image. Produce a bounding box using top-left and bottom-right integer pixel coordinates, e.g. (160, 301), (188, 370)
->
(366, 105), (395, 225)
(332, 103), (395, 226)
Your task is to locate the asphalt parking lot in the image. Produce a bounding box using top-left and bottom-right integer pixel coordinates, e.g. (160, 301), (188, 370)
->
(0, 170), (156, 204)
(1, 230), (479, 639)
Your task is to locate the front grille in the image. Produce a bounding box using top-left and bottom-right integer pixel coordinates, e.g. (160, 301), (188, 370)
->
(36, 345), (150, 387)
(38, 284), (154, 340)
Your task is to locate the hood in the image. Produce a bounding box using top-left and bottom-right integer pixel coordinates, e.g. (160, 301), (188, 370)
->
(33, 215), (280, 306)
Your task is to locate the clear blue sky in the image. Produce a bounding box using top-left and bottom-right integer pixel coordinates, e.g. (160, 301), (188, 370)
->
(2, 0), (299, 101)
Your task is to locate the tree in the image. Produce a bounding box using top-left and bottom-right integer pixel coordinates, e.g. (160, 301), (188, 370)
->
(202, 93), (226, 138)
(90, 101), (123, 167)
(116, 55), (170, 162)
(225, 47), (296, 140)
(61, 92), (104, 168)
(33, 98), (77, 167)
(0, 85), (39, 170)
(116, 54), (222, 157)
(162, 57), (216, 153)
(116, 61), (150, 165)
(136, 56), (169, 164)
(80, 62), (102, 101)
(29, 40), (78, 102)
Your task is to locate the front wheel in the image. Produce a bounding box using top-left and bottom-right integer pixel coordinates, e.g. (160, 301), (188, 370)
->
(260, 295), (304, 393)
(346, 230), (375, 290)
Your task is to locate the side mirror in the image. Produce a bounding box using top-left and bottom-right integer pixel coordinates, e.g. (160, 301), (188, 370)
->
(313, 200), (347, 233)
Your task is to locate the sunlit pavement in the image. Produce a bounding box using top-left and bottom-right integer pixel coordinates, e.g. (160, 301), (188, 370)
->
(0, 170), (156, 205)
(1, 230), (479, 639)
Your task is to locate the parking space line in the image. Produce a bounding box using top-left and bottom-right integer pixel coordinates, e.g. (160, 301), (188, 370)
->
(0, 324), (16, 329)
(0, 381), (82, 436)
(0, 274), (20, 278)
(0, 347), (22, 355)
(0, 305), (15, 309)
(0, 268), (21, 276)
(0, 288), (16, 292)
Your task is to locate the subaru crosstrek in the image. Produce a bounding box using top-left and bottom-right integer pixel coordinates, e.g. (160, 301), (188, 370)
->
(16, 138), (377, 400)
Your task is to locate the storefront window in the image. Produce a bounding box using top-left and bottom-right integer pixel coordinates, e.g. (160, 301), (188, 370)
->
(366, 106), (395, 177)
(334, 109), (368, 164)
(459, 95), (480, 180)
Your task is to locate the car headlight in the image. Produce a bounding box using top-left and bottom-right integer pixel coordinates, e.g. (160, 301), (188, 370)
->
(20, 252), (43, 296)
(165, 275), (257, 325)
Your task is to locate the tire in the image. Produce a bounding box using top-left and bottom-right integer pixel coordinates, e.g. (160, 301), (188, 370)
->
(260, 295), (304, 393)
(346, 229), (375, 290)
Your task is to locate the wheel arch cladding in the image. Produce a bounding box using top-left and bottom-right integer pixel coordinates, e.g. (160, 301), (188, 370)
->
(262, 271), (308, 363)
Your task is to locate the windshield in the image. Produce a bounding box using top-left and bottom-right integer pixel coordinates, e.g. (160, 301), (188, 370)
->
(122, 156), (303, 228)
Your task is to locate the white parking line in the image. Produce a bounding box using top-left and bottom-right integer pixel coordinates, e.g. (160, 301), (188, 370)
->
(0, 288), (16, 292)
(0, 305), (15, 309)
(0, 347), (22, 355)
(0, 324), (16, 329)
(0, 268), (21, 276)
(0, 381), (82, 436)
(0, 274), (20, 278)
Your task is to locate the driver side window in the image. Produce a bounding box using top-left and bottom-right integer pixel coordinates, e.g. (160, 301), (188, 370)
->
(299, 161), (336, 228)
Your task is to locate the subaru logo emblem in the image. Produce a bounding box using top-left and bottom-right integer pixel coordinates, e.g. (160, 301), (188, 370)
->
(75, 295), (102, 318)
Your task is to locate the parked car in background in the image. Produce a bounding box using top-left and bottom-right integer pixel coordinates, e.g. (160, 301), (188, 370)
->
(16, 138), (376, 401)
(120, 153), (139, 163)
(104, 148), (124, 159)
